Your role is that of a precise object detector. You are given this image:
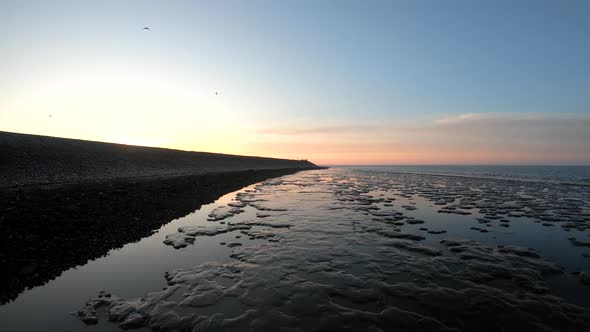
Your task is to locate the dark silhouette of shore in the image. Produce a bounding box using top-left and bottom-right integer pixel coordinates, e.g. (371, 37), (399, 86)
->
(0, 131), (322, 304)
(0, 131), (316, 189)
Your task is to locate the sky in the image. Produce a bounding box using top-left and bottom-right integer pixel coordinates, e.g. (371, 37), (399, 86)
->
(1, 0), (589, 165)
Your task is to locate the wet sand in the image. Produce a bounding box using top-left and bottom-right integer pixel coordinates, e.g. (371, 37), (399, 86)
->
(65, 168), (590, 331)
(0, 131), (321, 304)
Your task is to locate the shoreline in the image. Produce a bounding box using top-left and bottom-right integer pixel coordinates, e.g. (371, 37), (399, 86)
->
(0, 167), (321, 304)
(0, 131), (320, 189)
(0, 131), (324, 304)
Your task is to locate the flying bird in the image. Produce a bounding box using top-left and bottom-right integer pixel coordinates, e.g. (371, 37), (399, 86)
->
(143, 27), (150, 31)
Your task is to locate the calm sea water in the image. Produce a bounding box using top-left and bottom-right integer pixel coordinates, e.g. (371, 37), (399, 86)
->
(1, 167), (589, 331)
(343, 165), (590, 184)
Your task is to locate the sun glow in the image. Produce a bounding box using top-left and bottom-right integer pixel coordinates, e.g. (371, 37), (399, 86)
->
(0, 62), (261, 154)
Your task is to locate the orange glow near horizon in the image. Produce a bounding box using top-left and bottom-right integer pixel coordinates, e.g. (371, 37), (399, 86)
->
(2, 110), (590, 166)
(243, 145), (588, 166)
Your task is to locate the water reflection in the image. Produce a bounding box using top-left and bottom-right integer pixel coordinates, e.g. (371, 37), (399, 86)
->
(0, 169), (300, 305)
(1, 168), (590, 331)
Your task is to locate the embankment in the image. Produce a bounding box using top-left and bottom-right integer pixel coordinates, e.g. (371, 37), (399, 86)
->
(0, 131), (322, 304)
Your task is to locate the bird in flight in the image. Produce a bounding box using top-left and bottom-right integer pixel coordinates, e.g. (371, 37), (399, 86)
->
(143, 27), (150, 31)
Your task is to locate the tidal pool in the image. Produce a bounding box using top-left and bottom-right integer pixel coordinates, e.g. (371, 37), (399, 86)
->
(1, 168), (589, 331)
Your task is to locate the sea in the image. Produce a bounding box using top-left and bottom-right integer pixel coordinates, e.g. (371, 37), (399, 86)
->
(344, 165), (590, 184)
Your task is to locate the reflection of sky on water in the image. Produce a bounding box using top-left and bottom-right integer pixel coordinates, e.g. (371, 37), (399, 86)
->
(388, 191), (590, 272)
(0, 185), (264, 332)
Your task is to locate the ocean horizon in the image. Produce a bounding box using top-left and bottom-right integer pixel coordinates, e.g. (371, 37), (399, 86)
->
(327, 165), (590, 184)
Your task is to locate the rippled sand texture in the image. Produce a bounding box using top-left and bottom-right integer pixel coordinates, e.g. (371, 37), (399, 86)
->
(76, 169), (590, 331)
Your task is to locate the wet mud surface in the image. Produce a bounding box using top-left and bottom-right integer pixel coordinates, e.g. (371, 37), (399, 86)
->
(68, 168), (590, 331)
(2, 168), (590, 331)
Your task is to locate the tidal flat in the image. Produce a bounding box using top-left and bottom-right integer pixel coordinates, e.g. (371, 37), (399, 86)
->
(2, 167), (590, 331)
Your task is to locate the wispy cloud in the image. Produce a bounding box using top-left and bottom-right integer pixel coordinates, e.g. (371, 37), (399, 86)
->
(251, 113), (590, 164)
(432, 112), (590, 126)
(434, 113), (485, 125)
(256, 124), (380, 135)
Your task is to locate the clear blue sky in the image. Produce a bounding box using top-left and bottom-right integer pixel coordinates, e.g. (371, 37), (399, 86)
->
(1, 1), (589, 164)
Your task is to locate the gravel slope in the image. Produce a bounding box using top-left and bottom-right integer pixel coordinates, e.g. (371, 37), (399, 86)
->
(0, 131), (321, 304)
(0, 131), (318, 189)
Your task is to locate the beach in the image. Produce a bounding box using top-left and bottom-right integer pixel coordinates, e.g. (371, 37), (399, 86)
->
(1, 132), (590, 331)
(0, 131), (321, 305)
(3, 2), (590, 331)
(0, 166), (589, 331)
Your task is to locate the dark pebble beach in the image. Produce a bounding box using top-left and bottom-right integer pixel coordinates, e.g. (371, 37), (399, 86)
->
(0, 131), (321, 304)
